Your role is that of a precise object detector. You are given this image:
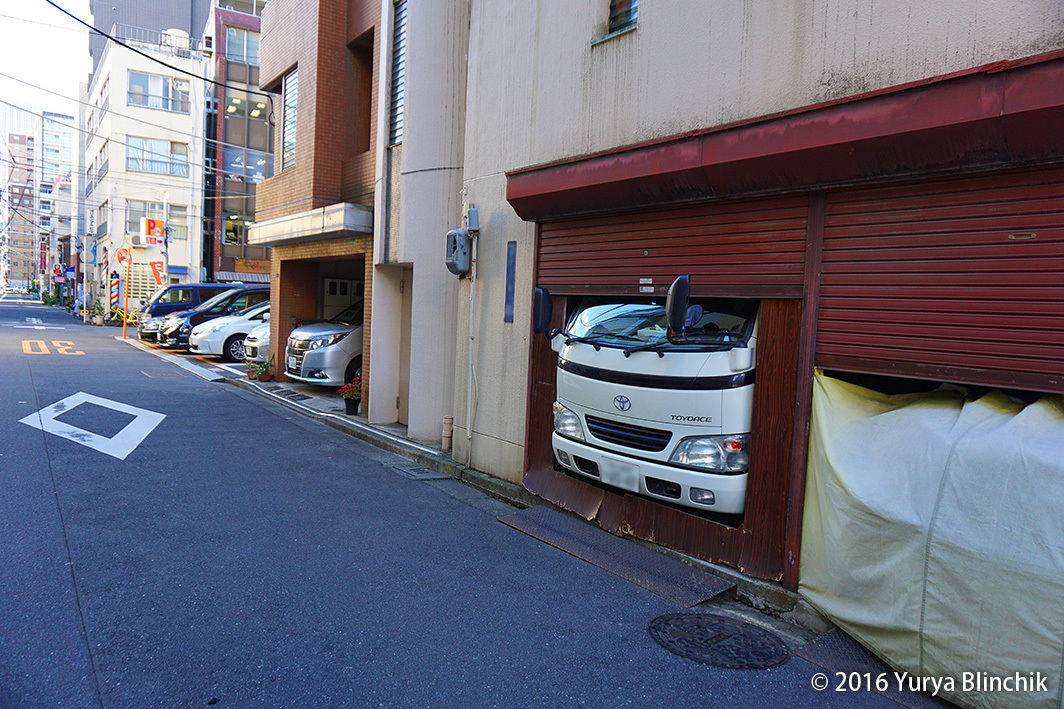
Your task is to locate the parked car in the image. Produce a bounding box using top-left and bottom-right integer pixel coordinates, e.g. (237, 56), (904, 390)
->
(244, 320), (271, 364)
(189, 302), (270, 361)
(158, 286), (270, 348)
(138, 283), (243, 319)
(284, 300), (363, 386)
(137, 283), (245, 341)
(138, 316), (165, 343)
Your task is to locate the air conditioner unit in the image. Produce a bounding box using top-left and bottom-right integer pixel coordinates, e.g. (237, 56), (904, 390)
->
(131, 236), (143, 246)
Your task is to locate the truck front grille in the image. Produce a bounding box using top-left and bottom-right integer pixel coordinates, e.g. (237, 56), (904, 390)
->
(585, 415), (672, 452)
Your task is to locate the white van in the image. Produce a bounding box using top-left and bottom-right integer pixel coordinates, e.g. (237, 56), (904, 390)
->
(533, 276), (757, 514)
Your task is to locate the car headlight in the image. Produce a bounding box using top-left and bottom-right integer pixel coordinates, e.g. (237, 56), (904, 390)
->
(552, 402), (585, 441)
(142, 321), (159, 331)
(307, 332), (348, 350)
(669, 434), (749, 473)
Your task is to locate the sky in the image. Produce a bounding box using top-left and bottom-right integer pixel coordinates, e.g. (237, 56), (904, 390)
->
(0, 0), (92, 121)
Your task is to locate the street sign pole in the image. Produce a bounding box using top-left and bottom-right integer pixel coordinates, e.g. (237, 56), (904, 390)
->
(122, 252), (131, 340)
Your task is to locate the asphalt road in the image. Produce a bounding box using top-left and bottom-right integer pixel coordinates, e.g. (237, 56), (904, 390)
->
(0, 295), (900, 709)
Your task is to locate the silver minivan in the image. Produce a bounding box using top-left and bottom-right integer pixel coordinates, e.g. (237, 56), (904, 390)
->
(284, 300), (363, 386)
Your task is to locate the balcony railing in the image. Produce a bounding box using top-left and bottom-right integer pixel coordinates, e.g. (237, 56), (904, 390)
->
(127, 157), (190, 177)
(128, 92), (191, 114)
(217, 0), (269, 17)
(110, 23), (202, 58)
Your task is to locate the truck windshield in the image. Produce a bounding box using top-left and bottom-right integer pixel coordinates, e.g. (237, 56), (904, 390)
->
(566, 297), (758, 351)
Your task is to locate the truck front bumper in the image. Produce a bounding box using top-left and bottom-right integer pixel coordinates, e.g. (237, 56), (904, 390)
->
(552, 433), (747, 514)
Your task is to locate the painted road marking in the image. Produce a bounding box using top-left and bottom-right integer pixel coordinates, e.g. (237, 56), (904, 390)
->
(13, 325), (66, 330)
(25, 317), (42, 324)
(21, 340), (84, 355)
(19, 393), (165, 460)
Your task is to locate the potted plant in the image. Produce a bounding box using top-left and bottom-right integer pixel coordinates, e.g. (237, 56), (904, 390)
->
(337, 374), (361, 415)
(249, 355), (274, 382)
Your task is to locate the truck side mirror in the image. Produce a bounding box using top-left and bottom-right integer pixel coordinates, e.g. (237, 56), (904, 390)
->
(532, 287), (553, 334)
(665, 275), (690, 333)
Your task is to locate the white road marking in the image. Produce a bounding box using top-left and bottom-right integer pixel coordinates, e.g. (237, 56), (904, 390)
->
(13, 325), (66, 330)
(18, 392), (166, 460)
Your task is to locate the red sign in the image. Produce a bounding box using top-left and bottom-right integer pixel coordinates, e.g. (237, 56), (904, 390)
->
(149, 261), (165, 286)
(116, 248), (131, 266)
(53, 276), (67, 284)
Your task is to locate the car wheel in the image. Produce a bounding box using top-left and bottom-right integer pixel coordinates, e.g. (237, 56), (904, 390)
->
(344, 356), (362, 384)
(223, 334), (247, 362)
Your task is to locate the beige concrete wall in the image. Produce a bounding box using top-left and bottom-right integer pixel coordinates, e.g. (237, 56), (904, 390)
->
(455, 0), (1064, 481)
(370, 0), (469, 443)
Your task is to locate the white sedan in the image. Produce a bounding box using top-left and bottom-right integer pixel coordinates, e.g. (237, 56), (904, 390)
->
(189, 302), (270, 361)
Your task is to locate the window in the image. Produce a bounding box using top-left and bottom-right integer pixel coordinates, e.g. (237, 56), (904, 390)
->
(127, 71), (190, 113)
(225, 27), (260, 64)
(281, 69), (298, 170)
(389, 0), (406, 145)
(126, 137), (189, 176)
(126, 201), (188, 239)
(608, 0), (638, 33)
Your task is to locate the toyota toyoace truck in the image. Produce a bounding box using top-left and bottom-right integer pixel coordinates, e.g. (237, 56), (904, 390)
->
(532, 276), (757, 515)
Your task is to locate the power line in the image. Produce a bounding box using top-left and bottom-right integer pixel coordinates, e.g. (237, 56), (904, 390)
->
(0, 97), (273, 185)
(0, 71), (273, 155)
(43, 0), (276, 107)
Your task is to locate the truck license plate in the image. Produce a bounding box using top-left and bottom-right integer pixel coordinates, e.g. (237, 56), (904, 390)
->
(287, 356), (297, 370)
(600, 457), (640, 493)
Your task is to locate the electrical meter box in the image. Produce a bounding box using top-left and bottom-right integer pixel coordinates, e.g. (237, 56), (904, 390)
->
(446, 229), (471, 276)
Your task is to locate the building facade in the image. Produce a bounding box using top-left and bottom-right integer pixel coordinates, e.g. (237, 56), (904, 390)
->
(2, 131), (40, 289)
(201, 0), (273, 284)
(83, 24), (206, 310)
(455, 0), (1064, 582)
(249, 0), (378, 404)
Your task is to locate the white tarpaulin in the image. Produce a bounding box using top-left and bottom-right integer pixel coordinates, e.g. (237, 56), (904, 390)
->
(800, 372), (1064, 709)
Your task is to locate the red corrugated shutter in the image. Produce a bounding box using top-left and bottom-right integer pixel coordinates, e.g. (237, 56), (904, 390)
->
(818, 168), (1064, 393)
(537, 196), (808, 297)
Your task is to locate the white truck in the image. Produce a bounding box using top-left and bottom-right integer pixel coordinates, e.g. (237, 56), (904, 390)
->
(533, 276), (757, 515)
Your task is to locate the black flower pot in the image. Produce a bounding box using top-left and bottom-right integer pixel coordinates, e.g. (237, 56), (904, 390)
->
(345, 398), (360, 415)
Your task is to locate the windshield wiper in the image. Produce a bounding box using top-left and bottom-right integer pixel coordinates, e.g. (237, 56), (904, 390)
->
(622, 338), (736, 358)
(564, 334), (604, 351)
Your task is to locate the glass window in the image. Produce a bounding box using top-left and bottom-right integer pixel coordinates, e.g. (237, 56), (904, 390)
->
(282, 69), (297, 170)
(161, 288), (192, 304)
(127, 137), (188, 176)
(226, 27), (260, 64)
(608, 0), (638, 33)
(225, 88), (246, 117)
(127, 71), (190, 113)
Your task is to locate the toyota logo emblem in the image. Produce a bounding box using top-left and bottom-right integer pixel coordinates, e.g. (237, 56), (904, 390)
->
(614, 395), (632, 411)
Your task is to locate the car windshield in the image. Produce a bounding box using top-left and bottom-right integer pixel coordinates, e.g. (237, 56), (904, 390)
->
(198, 289), (235, 311)
(566, 297), (758, 350)
(329, 300), (364, 326)
(141, 287), (167, 310)
(235, 302), (269, 318)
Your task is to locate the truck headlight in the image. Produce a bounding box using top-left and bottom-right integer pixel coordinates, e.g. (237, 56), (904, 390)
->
(669, 434), (750, 473)
(552, 402), (585, 441)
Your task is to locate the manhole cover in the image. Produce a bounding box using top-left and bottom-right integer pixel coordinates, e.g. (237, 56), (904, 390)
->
(648, 613), (790, 669)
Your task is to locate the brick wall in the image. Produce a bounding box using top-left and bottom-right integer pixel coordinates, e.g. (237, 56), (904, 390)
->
(256, 0), (379, 222)
(270, 236), (373, 398)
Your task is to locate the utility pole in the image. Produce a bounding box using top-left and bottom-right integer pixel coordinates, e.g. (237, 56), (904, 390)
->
(163, 189), (170, 286)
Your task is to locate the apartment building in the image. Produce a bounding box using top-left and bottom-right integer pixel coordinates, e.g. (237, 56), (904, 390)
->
(40, 111), (76, 299)
(3, 132), (40, 289)
(200, 0), (273, 284)
(248, 0), (378, 405)
(83, 23), (206, 310)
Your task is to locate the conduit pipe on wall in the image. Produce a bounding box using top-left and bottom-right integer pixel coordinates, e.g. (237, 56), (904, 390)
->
(464, 207), (479, 468)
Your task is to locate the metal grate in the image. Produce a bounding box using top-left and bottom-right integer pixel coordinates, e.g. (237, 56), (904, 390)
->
(585, 414), (671, 452)
(389, 0), (406, 145)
